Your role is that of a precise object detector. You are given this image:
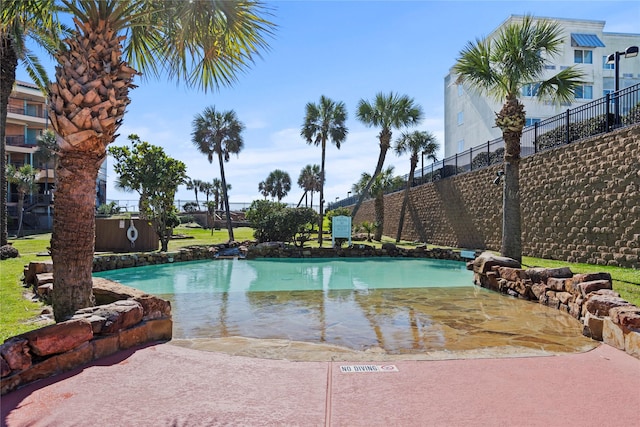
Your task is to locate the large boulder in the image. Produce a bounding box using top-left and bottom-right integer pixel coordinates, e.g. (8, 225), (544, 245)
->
(20, 319), (93, 357)
(0, 338), (32, 372)
(470, 252), (520, 274)
(73, 300), (144, 335)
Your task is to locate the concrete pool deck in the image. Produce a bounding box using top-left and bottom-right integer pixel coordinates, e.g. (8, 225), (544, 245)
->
(2, 342), (639, 426)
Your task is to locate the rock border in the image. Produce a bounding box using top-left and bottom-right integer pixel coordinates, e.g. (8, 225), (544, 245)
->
(469, 252), (640, 359)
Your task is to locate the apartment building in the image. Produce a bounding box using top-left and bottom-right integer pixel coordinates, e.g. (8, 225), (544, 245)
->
(444, 16), (640, 157)
(5, 80), (107, 230)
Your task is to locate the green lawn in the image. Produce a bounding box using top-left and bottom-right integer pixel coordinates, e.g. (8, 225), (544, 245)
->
(2, 228), (638, 342)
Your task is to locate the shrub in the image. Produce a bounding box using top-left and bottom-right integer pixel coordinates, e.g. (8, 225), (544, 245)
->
(0, 244), (19, 260)
(246, 200), (316, 244)
(96, 201), (119, 215)
(182, 202), (200, 213)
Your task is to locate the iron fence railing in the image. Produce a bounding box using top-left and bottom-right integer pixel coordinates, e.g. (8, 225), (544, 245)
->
(330, 83), (640, 210)
(8, 105), (47, 119)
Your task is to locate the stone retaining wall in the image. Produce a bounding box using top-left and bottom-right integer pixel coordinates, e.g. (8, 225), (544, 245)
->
(353, 124), (640, 268)
(469, 252), (640, 359)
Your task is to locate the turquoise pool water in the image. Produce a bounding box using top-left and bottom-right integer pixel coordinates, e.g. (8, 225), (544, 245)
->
(94, 258), (473, 294)
(94, 258), (594, 355)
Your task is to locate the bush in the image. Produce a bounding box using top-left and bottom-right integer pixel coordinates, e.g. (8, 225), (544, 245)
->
(0, 244), (19, 260)
(96, 201), (119, 215)
(182, 202), (200, 213)
(246, 200), (316, 244)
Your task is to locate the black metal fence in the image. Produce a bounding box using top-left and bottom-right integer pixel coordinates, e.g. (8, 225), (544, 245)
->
(330, 83), (640, 210)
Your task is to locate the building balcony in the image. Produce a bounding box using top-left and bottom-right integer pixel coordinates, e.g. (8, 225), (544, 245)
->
(7, 107), (47, 127)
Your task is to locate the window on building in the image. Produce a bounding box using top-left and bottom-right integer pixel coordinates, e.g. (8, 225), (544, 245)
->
(457, 111), (464, 125)
(603, 89), (614, 97)
(574, 50), (593, 64)
(525, 118), (541, 127)
(574, 85), (593, 99)
(544, 65), (556, 70)
(521, 83), (540, 97)
(457, 84), (464, 97)
(602, 56), (615, 70)
(457, 140), (465, 153)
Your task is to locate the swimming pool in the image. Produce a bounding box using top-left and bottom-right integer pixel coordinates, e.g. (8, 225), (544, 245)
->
(94, 258), (595, 357)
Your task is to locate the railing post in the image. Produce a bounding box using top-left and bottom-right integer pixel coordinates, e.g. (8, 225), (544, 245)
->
(469, 147), (473, 171)
(605, 93), (611, 132)
(534, 122), (538, 153)
(565, 109), (570, 145)
(487, 140), (490, 166)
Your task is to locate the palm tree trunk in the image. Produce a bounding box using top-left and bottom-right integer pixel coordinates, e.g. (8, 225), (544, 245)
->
(218, 152), (234, 242)
(16, 191), (24, 237)
(396, 157), (417, 242)
(350, 132), (391, 219)
(374, 193), (384, 241)
(0, 33), (18, 246)
(501, 159), (522, 262)
(318, 140), (326, 247)
(51, 151), (101, 321)
(496, 97), (525, 263)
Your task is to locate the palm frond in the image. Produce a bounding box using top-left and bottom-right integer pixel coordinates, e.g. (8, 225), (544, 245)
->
(537, 66), (586, 105)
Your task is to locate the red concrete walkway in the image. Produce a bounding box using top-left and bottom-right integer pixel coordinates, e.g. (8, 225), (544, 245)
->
(2, 343), (639, 426)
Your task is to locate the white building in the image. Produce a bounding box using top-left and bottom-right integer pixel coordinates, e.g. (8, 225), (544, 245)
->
(444, 15), (640, 157)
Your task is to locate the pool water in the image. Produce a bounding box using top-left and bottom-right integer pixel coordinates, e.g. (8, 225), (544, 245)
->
(94, 258), (595, 356)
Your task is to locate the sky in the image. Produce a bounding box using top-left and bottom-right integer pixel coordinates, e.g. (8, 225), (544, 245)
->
(15, 0), (640, 210)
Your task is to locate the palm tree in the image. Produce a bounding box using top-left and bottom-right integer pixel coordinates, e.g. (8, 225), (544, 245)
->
(350, 92), (423, 219)
(300, 95), (348, 247)
(297, 164), (322, 208)
(453, 15), (584, 262)
(201, 181), (213, 205)
(185, 178), (203, 208)
(192, 107), (245, 242)
(367, 166), (395, 241)
(35, 129), (58, 194)
(264, 169), (291, 201)
(37, 0), (273, 321)
(258, 180), (269, 200)
(394, 130), (439, 242)
(0, 0), (65, 246)
(6, 164), (39, 237)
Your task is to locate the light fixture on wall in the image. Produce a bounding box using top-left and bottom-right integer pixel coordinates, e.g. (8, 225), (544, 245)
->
(493, 170), (504, 185)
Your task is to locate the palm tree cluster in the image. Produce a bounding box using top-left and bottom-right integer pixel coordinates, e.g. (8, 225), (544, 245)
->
(2, 0), (275, 321)
(259, 169), (292, 202)
(1, 2), (584, 323)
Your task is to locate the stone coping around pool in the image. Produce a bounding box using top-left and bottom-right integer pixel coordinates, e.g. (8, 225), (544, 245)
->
(469, 252), (640, 360)
(1, 278), (172, 395)
(89, 241), (478, 273)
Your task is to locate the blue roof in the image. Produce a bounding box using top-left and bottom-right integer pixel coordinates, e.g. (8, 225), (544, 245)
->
(571, 33), (605, 48)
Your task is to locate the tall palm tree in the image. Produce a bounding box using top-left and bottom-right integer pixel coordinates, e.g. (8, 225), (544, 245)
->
(39, 0), (273, 321)
(453, 15), (584, 262)
(0, 0), (64, 245)
(350, 92), (423, 219)
(367, 166), (395, 241)
(192, 107), (245, 242)
(300, 95), (348, 247)
(297, 164), (321, 208)
(6, 164), (39, 237)
(35, 129), (58, 195)
(393, 130), (439, 242)
(264, 169), (291, 201)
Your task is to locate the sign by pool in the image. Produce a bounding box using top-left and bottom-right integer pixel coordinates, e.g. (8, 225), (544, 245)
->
(339, 365), (398, 373)
(332, 215), (352, 247)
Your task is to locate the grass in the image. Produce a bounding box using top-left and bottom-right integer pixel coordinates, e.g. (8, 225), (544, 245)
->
(1, 235), (53, 342)
(2, 228), (638, 341)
